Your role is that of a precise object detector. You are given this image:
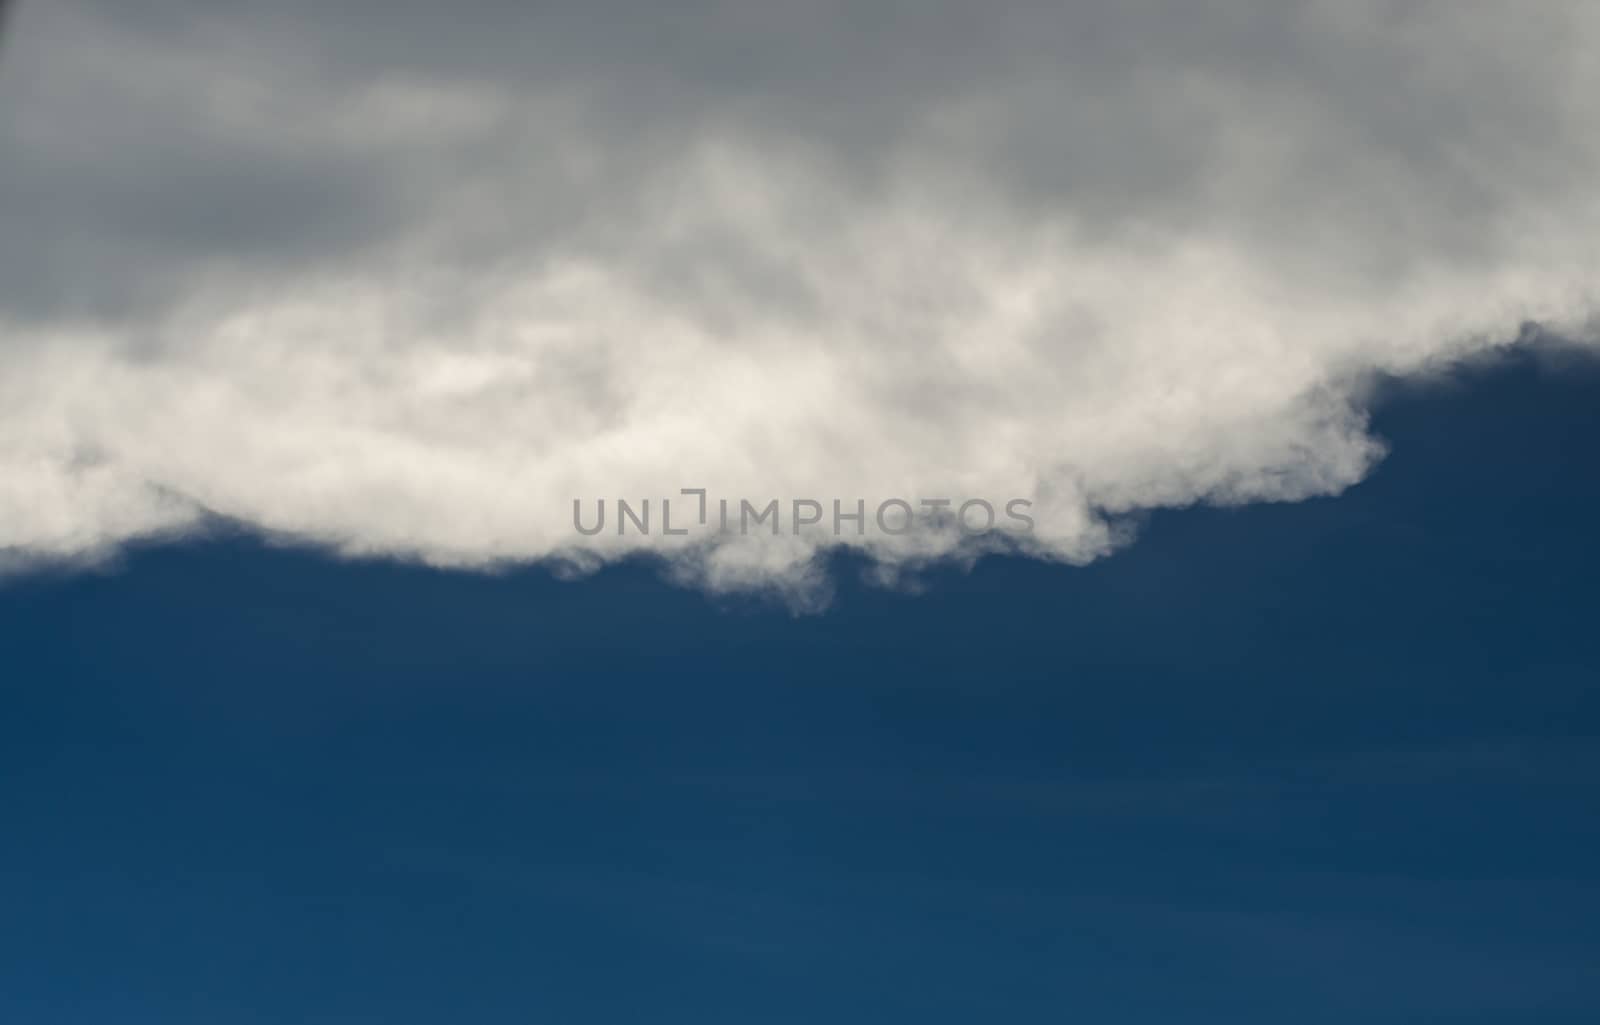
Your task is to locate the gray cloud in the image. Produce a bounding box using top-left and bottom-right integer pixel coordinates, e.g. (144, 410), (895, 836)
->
(1, 0), (1596, 598)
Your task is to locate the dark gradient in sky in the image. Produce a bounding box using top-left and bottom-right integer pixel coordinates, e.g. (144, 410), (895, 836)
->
(3, 347), (1599, 1024)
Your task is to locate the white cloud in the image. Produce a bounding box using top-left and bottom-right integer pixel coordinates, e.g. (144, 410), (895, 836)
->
(2, 0), (1597, 599)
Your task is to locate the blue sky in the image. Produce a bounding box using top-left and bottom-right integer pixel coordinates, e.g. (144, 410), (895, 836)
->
(4, 346), (1597, 1024)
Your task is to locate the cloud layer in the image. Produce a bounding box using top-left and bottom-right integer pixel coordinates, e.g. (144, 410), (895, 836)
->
(2, 0), (1597, 598)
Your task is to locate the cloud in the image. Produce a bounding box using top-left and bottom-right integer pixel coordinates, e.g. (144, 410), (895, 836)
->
(2, 0), (1597, 599)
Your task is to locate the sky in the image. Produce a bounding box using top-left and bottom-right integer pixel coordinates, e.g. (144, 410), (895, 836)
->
(4, 341), (1600, 1025)
(3, 3), (1600, 1023)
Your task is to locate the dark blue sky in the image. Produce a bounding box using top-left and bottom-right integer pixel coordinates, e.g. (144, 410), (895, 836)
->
(3, 346), (1599, 1024)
